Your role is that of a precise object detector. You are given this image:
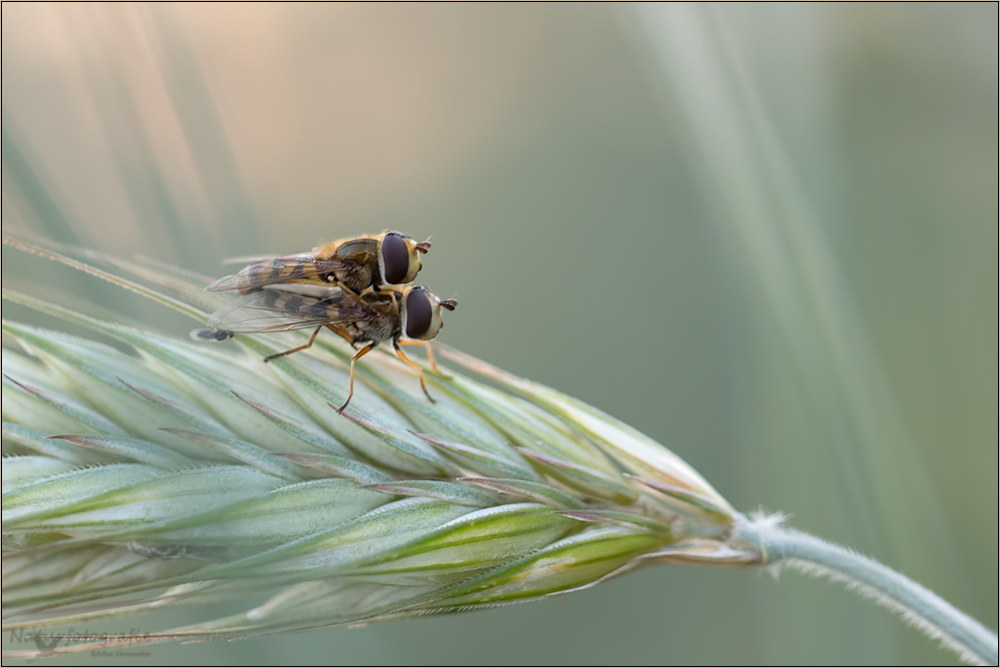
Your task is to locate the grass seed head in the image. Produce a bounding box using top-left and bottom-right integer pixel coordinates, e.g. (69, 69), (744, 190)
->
(1, 235), (759, 656)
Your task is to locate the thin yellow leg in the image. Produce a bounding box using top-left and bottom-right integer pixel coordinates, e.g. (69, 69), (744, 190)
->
(264, 326), (322, 362)
(340, 285), (362, 299)
(337, 342), (375, 413)
(399, 340), (449, 377)
(422, 341), (443, 376)
(327, 324), (358, 348)
(373, 288), (400, 315)
(393, 343), (435, 403)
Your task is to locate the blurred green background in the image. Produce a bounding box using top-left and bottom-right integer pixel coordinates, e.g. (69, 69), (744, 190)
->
(2, 3), (996, 665)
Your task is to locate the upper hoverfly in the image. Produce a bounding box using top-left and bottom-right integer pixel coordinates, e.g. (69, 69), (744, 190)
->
(206, 231), (431, 297)
(192, 284), (456, 412)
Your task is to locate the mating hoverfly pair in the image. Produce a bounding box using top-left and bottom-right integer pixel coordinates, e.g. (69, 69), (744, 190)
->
(192, 231), (456, 411)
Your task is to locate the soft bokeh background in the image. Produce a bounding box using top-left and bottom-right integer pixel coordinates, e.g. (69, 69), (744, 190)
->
(2, 3), (996, 665)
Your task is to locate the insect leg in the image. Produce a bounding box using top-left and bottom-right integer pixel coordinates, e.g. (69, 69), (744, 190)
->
(337, 342), (376, 413)
(393, 342), (436, 404)
(371, 287), (401, 315)
(340, 284), (362, 299)
(398, 340), (449, 378)
(263, 326), (323, 362)
(326, 324), (359, 349)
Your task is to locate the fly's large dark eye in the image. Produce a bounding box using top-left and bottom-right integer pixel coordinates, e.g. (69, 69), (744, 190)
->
(381, 232), (409, 284)
(405, 288), (433, 339)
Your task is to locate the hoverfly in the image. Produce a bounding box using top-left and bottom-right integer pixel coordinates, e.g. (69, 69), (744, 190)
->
(205, 231), (431, 297)
(192, 284), (456, 412)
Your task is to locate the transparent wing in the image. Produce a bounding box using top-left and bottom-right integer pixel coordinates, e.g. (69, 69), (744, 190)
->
(206, 288), (374, 333)
(206, 254), (350, 292)
(220, 254), (281, 265)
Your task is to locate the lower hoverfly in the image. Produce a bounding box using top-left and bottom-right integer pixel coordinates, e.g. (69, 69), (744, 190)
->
(192, 284), (456, 411)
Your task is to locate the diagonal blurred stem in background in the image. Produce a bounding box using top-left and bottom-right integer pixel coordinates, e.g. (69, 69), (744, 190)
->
(624, 1), (965, 592)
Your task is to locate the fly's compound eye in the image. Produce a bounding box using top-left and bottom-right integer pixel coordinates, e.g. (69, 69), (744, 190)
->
(405, 287), (433, 339)
(381, 232), (409, 285)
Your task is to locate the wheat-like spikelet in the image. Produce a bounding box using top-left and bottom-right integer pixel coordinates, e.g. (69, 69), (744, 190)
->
(1, 234), (760, 657)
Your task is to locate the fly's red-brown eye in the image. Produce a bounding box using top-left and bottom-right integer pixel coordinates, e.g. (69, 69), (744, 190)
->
(381, 232), (409, 284)
(405, 287), (433, 339)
